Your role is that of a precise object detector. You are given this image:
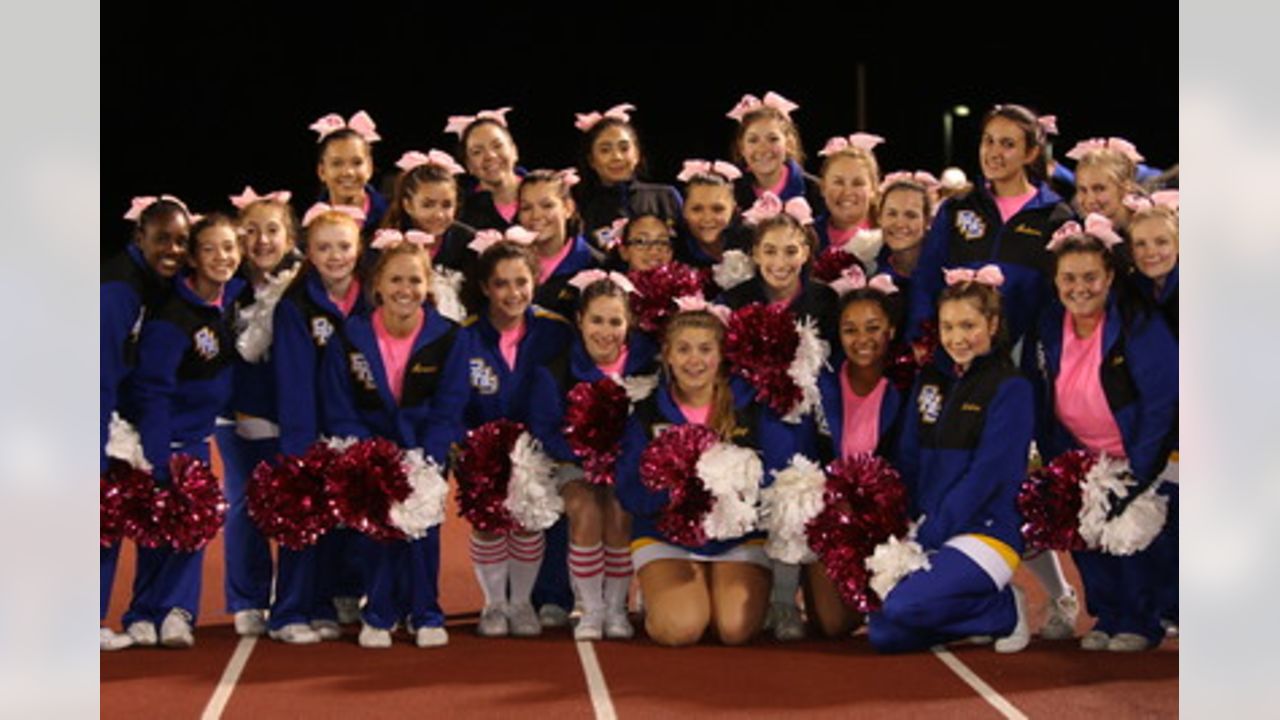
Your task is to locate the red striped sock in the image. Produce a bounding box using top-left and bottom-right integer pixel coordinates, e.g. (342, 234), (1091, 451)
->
(570, 543), (605, 612)
(507, 532), (545, 604)
(603, 545), (633, 613)
(470, 533), (509, 606)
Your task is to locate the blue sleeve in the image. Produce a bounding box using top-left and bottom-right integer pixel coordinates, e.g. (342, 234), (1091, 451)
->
(131, 319), (188, 480)
(894, 381), (922, 518)
(100, 283), (141, 471)
(905, 204), (951, 342)
(1124, 314), (1179, 485)
(273, 300), (320, 456)
(613, 419), (670, 517)
(759, 408), (815, 486)
(318, 333), (371, 441)
(917, 377), (1034, 548)
(421, 331), (471, 466)
(527, 367), (575, 463)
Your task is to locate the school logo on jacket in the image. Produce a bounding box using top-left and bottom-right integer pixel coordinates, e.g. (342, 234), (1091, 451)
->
(469, 358), (499, 395)
(311, 317), (335, 347)
(919, 384), (943, 424)
(349, 352), (377, 392)
(955, 210), (986, 241)
(193, 326), (220, 360)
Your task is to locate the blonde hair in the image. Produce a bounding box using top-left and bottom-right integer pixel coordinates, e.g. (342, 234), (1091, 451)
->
(369, 241), (433, 306)
(662, 311), (738, 439)
(1129, 204), (1179, 241)
(1075, 149), (1139, 197)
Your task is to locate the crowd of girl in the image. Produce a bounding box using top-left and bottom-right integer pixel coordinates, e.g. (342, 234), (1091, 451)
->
(100, 96), (1178, 655)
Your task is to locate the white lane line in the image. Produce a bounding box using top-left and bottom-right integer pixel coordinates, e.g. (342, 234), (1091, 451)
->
(932, 646), (1028, 720)
(200, 636), (258, 720)
(574, 640), (618, 720)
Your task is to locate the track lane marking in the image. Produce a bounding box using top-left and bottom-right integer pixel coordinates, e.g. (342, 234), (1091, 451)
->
(932, 646), (1028, 720)
(575, 640), (618, 720)
(200, 636), (257, 720)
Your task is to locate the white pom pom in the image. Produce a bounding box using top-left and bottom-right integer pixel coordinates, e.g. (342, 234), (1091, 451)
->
(760, 454), (826, 563)
(696, 442), (763, 540)
(619, 373), (659, 403)
(505, 432), (563, 532)
(782, 316), (831, 423)
(845, 228), (884, 269)
(1078, 453), (1130, 548)
(1099, 485), (1167, 555)
(712, 249), (755, 291)
(431, 268), (467, 323)
(866, 533), (931, 601)
(388, 449), (449, 538)
(105, 412), (151, 472)
(235, 264), (300, 362)
(323, 435), (360, 453)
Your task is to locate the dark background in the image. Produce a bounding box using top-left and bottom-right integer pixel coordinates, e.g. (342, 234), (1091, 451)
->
(104, 4), (1177, 252)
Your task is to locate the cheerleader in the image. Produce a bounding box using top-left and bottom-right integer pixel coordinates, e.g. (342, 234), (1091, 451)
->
(725, 91), (826, 216)
(458, 240), (574, 637)
(120, 213), (245, 648)
(101, 195), (192, 650)
(869, 267), (1033, 654)
(808, 271), (906, 637)
(518, 169), (598, 319)
(447, 107), (523, 231)
(1029, 216), (1177, 651)
(673, 160), (751, 269)
(310, 110), (388, 233)
(607, 213), (676, 274)
(874, 174), (935, 301)
(1068, 138), (1146, 233)
(320, 235), (471, 648)
(381, 149), (476, 275)
(814, 133), (884, 251)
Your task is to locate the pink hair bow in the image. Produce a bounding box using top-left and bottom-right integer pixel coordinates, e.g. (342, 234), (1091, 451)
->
(600, 217), (629, 249)
(726, 91), (799, 122)
(443, 107), (513, 137)
(396, 149), (466, 176)
(881, 170), (941, 192)
(371, 229), (434, 250)
(943, 264), (1005, 288)
(568, 269), (638, 294)
(1151, 190), (1179, 212)
(1038, 115), (1059, 136)
(309, 110), (381, 143)
(229, 186), (292, 210)
(1065, 137), (1144, 163)
(301, 202), (367, 228)
(124, 194), (191, 221)
(676, 159), (743, 183)
(467, 225), (539, 254)
(673, 295), (732, 325)
(742, 192), (814, 226)
(1048, 213), (1125, 252)
(1122, 193), (1152, 213)
(818, 132), (886, 157)
(829, 265), (900, 297)
(574, 103), (636, 132)
(555, 168), (581, 189)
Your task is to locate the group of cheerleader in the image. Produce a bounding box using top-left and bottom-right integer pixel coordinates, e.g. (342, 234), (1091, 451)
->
(100, 94), (1179, 655)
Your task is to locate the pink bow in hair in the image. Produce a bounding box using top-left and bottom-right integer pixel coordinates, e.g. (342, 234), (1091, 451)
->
(600, 217), (629, 249)
(396, 149), (466, 176)
(673, 295), (732, 325)
(726, 91), (799, 122)
(229, 186), (292, 210)
(1038, 115), (1059, 136)
(829, 266), (900, 297)
(676, 159), (743, 183)
(944, 264), (1005, 288)
(467, 225), (539, 254)
(443, 107), (513, 137)
(371, 229), (434, 250)
(555, 168), (581, 189)
(742, 192), (814, 226)
(301, 202), (367, 228)
(1065, 137), (1144, 163)
(1151, 190), (1179, 212)
(568, 269), (638, 294)
(309, 110), (381, 143)
(574, 103), (636, 132)
(881, 170), (941, 192)
(818, 133), (886, 157)
(1048, 213), (1125, 252)
(124, 194), (191, 221)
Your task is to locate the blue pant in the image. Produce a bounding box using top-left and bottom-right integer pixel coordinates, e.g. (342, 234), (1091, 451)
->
(101, 542), (120, 621)
(215, 425), (276, 612)
(1150, 484), (1179, 624)
(1072, 546), (1163, 644)
(532, 516), (574, 611)
(122, 441), (210, 626)
(360, 529), (444, 630)
(868, 546), (1016, 653)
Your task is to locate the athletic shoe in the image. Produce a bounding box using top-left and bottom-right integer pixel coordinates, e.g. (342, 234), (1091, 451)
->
(477, 604), (509, 637)
(1040, 588), (1080, 640)
(1162, 619), (1179, 638)
(508, 602), (543, 637)
(768, 602), (806, 641)
(358, 623), (392, 649)
(100, 627), (134, 651)
(311, 619), (341, 641)
(159, 609), (195, 649)
(234, 609), (267, 637)
(269, 623), (321, 645)
(126, 620), (158, 647)
(334, 596), (362, 625)
(1080, 630), (1110, 651)
(1107, 632), (1150, 652)
(415, 626), (449, 648)
(994, 586), (1030, 653)
(574, 610), (604, 641)
(604, 611), (635, 640)
(538, 604), (570, 629)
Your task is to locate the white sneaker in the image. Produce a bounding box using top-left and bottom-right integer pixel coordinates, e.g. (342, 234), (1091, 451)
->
(1107, 632), (1150, 652)
(1040, 588), (1079, 640)
(358, 623), (392, 649)
(508, 602), (543, 637)
(994, 586), (1030, 653)
(1161, 619), (1179, 638)
(767, 602), (806, 642)
(101, 627), (134, 651)
(310, 619), (341, 641)
(538, 604), (570, 629)
(415, 626), (449, 648)
(574, 610), (604, 641)
(604, 610), (635, 640)
(269, 623), (321, 644)
(1080, 630), (1110, 651)
(234, 609), (268, 637)
(477, 604), (509, 637)
(334, 596), (362, 625)
(160, 609), (195, 649)
(126, 620), (158, 647)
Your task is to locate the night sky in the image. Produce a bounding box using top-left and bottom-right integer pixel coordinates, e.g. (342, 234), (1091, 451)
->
(103, 4), (1177, 251)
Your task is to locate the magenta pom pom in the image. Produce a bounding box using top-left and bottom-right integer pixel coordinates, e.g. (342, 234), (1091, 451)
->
(629, 262), (706, 334)
(1019, 449), (1093, 552)
(811, 245), (863, 284)
(563, 378), (630, 485)
(639, 424), (720, 547)
(248, 442), (342, 550)
(161, 454), (229, 552)
(455, 419), (527, 533)
(101, 461), (152, 548)
(724, 303), (803, 416)
(325, 437), (412, 542)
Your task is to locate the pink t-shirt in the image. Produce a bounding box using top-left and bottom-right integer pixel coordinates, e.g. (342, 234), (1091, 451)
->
(1055, 313), (1126, 457)
(595, 345), (629, 378)
(538, 237), (575, 285)
(839, 367), (887, 459)
(495, 200), (519, 223)
(499, 320), (526, 370)
(185, 276), (225, 308)
(769, 286), (801, 310)
(755, 164), (791, 198)
(994, 187), (1037, 223)
(826, 218), (870, 248)
(330, 278), (361, 317)
(676, 399), (711, 426)
(372, 308), (424, 405)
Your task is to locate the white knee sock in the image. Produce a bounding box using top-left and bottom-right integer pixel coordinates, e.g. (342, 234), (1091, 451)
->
(1025, 551), (1070, 598)
(770, 560), (801, 606)
(507, 532), (545, 606)
(470, 533), (509, 607)
(569, 542), (605, 613)
(603, 545), (633, 614)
